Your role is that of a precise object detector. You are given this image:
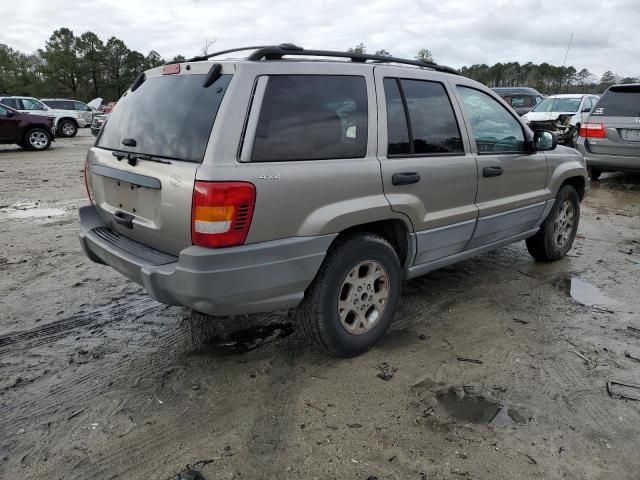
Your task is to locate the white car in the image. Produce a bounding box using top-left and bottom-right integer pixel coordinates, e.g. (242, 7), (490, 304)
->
(0, 96), (87, 137)
(521, 94), (600, 147)
(40, 98), (97, 126)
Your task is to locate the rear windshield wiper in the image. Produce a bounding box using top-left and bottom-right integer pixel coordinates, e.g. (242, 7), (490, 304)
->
(111, 150), (172, 166)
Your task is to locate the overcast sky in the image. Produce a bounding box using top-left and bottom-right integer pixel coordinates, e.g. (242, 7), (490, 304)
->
(2, 0), (638, 78)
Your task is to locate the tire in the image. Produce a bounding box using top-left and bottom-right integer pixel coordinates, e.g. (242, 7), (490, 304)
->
(588, 166), (602, 181)
(526, 185), (580, 262)
(24, 128), (52, 151)
(57, 119), (78, 137)
(297, 234), (402, 357)
(571, 125), (580, 148)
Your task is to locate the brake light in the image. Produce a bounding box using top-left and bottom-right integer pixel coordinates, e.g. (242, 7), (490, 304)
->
(83, 158), (93, 204)
(162, 64), (180, 75)
(579, 123), (606, 138)
(191, 181), (256, 248)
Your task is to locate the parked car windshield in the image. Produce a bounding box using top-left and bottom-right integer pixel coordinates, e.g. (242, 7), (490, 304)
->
(591, 86), (640, 117)
(531, 97), (581, 113)
(97, 73), (231, 163)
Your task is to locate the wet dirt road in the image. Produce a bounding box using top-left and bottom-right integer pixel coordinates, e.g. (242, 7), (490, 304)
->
(1, 130), (639, 479)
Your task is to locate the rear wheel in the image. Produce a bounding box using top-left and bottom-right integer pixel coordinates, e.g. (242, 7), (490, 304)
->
(58, 119), (78, 137)
(297, 234), (402, 357)
(588, 166), (602, 181)
(24, 128), (51, 151)
(526, 185), (580, 262)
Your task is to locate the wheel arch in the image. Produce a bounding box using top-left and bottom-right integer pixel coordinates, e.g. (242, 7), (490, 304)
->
(330, 219), (411, 267)
(560, 175), (586, 201)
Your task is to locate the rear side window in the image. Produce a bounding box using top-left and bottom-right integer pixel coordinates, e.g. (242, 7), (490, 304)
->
(251, 75), (368, 162)
(384, 78), (463, 156)
(1, 98), (19, 109)
(98, 74), (232, 163)
(592, 86), (640, 117)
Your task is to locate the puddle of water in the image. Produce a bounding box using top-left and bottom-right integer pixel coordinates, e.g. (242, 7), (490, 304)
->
(201, 323), (295, 355)
(437, 388), (525, 426)
(7, 208), (66, 219)
(564, 277), (617, 307)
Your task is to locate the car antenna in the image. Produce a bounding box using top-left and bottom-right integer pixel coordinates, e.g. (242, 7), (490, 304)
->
(550, 33), (574, 114)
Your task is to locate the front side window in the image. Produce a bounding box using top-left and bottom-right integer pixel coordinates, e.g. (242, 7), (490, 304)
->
(457, 86), (525, 154)
(74, 101), (89, 111)
(21, 98), (47, 111)
(251, 75), (368, 162)
(384, 78), (463, 156)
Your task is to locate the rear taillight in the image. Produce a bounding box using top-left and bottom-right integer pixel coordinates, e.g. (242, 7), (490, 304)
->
(191, 181), (256, 248)
(579, 123), (606, 138)
(83, 158), (93, 204)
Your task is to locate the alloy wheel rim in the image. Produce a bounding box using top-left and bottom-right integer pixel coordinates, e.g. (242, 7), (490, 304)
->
(62, 122), (74, 136)
(337, 260), (389, 335)
(553, 200), (575, 249)
(29, 131), (48, 149)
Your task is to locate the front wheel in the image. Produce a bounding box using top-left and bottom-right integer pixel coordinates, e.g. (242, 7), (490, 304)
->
(526, 185), (580, 262)
(58, 119), (78, 137)
(297, 234), (402, 357)
(24, 128), (52, 151)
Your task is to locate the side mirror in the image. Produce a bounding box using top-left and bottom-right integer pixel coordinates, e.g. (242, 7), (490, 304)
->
(533, 130), (557, 151)
(5, 109), (14, 117)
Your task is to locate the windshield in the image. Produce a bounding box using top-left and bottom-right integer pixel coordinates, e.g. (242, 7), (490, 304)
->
(531, 97), (581, 113)
(97, 73), (231, 162)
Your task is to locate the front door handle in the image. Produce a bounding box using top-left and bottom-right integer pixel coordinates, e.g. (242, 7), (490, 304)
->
(392, 172), (421, 186)
(483, 166), (503, 177)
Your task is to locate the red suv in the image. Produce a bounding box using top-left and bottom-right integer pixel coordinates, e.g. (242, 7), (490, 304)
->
(0, 103), (55, 150)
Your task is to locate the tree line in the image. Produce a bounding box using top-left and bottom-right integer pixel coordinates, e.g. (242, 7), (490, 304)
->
(0, 28), (173, 102)
(1, 31), (637, 103)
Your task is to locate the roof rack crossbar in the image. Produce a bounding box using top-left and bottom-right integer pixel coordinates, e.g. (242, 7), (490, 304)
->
(247, 45), (460, 75)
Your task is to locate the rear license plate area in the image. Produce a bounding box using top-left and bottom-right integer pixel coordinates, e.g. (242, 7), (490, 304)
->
(621, 129), (640, 141)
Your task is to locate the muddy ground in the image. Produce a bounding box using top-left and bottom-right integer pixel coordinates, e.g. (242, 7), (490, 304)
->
(1, 129), (639, 480)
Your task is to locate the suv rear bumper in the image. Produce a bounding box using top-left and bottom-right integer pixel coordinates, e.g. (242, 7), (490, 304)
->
(576, 139), (640, 171)
(78, 205), (335, 316)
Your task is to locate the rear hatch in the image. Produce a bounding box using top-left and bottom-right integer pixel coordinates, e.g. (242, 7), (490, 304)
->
(587, 85), (640, 157)
(86, 65), (232, 255)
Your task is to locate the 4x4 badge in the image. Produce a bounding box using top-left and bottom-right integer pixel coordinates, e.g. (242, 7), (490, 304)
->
(259, 174), (280, 180)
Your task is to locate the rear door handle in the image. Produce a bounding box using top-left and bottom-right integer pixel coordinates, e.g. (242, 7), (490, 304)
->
(483, 166), (503, 177)
(392, 172), (421, 186)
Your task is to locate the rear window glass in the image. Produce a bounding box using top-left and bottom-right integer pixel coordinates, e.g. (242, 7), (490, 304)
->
(592, 87), (640, 117)
(98, 74), (231, 162)
(510, 95), (533, 107)
(251, 75), (368, 162)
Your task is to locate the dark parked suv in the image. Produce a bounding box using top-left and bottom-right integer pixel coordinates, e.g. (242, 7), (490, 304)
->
(492, 87), (544, 116)
(0, 104), (54, 150)
(577, 83), (640, 179)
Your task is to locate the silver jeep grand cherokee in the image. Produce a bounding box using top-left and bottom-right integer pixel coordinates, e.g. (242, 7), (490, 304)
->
(79, 44), (587, 357)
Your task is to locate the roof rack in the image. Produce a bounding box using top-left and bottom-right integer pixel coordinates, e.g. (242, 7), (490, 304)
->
(182, 43), (460, 75)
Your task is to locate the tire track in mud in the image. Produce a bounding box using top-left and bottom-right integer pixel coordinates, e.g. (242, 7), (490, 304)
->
(0, 296), (160, 355)
(245, 328), (316, 479)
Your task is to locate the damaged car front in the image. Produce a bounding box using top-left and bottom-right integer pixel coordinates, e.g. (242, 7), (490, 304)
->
(522, 94), (598, 147)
